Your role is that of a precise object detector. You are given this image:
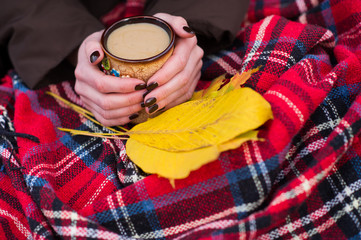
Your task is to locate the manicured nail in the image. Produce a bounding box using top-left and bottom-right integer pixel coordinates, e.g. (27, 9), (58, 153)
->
(183, 26), (195, 35)
(135, 83), (146, 90)
(144, 97), (157, 107)
(143, 90), (151, 98)
(90, 51), (100, 63)
(146, 82), (158, 91)
(141, 102), (145, 108)
(129, 113), (139, 120)
(148, 104), (159, 114)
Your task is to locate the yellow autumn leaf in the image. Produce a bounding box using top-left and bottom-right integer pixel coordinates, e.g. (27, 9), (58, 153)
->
(218, 130), (260, 152)
(126, 138), (220, 179)
(191, 74), (227, 100)
(125, 87), (273, 179)
(127, 130), (261, 180)
(191, 67), (261, 100)
(126, 88), (272, 152)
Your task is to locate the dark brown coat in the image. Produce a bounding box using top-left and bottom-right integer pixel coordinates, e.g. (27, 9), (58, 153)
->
(0, 0), (249, 89)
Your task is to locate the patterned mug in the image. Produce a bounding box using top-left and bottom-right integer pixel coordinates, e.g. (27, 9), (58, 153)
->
(100, 15), (175, 124)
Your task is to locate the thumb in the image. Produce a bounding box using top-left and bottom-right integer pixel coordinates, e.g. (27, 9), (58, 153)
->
(84, 30), (105, 65)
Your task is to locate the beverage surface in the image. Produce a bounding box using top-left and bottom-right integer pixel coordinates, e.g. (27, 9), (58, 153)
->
(107, 23), (170, 60)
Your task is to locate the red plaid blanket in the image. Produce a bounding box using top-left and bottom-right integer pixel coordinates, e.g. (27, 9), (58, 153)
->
(1, 0), (361, 239)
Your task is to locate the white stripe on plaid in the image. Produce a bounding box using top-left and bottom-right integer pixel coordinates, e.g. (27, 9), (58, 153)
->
(266, 90), (305, 124)
(138, 198), (267, 239)
(107, 195), (127, 236)
(43, 209), (133, 239)
(26, 139), (102, 192)
(259, 179), (361, 240)
(299, 59), (317, 85)
(115, 191), (139, 237)
(244, 142), (266, 198)
(85, 176), (113, 207)
(33, 221), (52, 239)
(252, 141), (272, 190)
(52, 226), (133, 239)
(0, 208), (33, 239)
(241, 16), (273, 72)
(171, 178), (361, 240)
(209, 55), (238, 75)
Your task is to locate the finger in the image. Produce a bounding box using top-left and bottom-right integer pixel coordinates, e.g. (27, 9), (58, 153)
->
(145, 60), (202, 114)
(144, 46), (203, 109)
(82, 101), (133, 127)
(154, 13), (195, 38)
(75, 81), (145, 110)
(146, 36), (197, 89)
(165, 71), (201, 109)
(75, 65), (146, 94)
(84, 30), (105, 65)
(81, 95), (142, 120)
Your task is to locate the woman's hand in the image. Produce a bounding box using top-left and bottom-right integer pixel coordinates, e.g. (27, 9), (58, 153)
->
(143, 13), (204, 114)
(74, 13), (203, 126)
(74, 30), (147, 126)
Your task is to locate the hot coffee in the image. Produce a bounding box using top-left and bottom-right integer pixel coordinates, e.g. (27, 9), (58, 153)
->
(107, 23), (170, 60)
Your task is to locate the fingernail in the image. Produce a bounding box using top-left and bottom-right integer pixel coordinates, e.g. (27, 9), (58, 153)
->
(135, 83), (146, 90)
(90, 51), (100, 63)
(143, 90), (151, 98)
(129, 113), (139, 120)
(146, 82), (158, 91)
(144, 97), (157, 107)
(183, 26), (195, 35)
(148, 104), (159, 114)
(141, 102), (145, 108)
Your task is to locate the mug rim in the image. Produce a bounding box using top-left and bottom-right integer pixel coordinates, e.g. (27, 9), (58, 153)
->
(101, 15), (175, 63)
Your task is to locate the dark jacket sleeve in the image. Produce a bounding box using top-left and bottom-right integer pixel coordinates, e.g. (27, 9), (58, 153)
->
(144, 0), (250, 54)
(0, 0), (104, 89)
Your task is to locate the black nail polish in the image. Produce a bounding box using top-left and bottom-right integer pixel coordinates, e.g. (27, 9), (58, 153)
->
(90, 51), (100, 63)
(146, 82), (158, 91)
(183, 26), (195, 35)
(129, 113), (139, 120)
(135, 83), (146, 91)
(143, 90), (151, 98)
(148, 104), (159, 114)
(141, 102), (145, 108)
(144, 97), (157, 107)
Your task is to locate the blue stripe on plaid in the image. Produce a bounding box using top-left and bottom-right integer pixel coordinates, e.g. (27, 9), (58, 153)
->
(92, 176), (233, 224)
(201, 36), (308, 76)
(328, 85), (354, 107)
(60, 133), (121, 187)
(153, 175), (229, 208)
(246, 38), (307, 55)
(11, 73), (30, 93)
(135, 182), (163, 235)
(350, 233), (361, 240)
(25, 175), (49, 189)
(320, 0), (337, 37)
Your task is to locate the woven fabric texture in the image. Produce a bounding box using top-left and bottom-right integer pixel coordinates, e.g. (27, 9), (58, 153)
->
(1, 0), (361, 239)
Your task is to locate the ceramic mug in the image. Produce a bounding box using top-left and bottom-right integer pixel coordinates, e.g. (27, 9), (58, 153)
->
(101, 15), (175, 81)
(100, 15), (175, 123)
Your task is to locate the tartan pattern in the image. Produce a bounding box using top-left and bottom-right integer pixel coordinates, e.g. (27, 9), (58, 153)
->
(1, 0), (361, 239)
